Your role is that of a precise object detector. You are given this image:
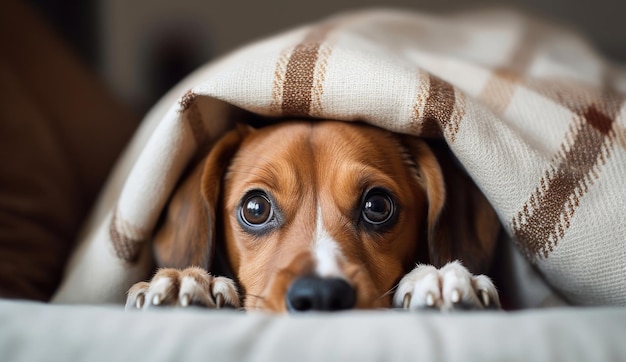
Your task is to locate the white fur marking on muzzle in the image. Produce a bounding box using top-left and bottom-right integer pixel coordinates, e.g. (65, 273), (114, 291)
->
(313, 207), (345, 278)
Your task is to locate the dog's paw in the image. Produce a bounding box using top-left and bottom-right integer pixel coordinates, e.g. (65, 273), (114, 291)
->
(392, 261), (500, 312)
(125, 267), (240, 311)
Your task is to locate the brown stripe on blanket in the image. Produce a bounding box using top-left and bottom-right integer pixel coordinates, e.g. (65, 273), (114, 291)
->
(179, 90), (197, 111)
(512, 105), (616, 259)
(309, 41), (334, 117)
(178, 90), (211, 149)
(523, 78), (626, 152)
(109, 208), (147, 262)
(420, 74), (460, 140)
(281, 25), (333, 116)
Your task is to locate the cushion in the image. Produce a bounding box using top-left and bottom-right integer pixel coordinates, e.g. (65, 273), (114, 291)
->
(1, 300), (625, 361)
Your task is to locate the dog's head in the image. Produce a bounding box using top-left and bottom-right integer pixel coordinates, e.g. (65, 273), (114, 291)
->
(153, 120), (500, 312)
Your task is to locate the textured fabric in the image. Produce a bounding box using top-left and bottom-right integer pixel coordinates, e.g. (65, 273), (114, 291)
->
(2, 300), (626, 362)
(53, 9), (626, 305)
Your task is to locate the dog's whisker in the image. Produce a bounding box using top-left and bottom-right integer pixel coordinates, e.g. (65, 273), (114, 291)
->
(378, 283), (400, 300)
(243, 298), (274, 312)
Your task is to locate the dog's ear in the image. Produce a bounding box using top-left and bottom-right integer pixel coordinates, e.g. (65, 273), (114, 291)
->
(153, 126), (250, 270)
(405, 139), (501, 274)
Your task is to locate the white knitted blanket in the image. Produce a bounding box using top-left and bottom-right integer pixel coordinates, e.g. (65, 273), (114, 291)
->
(54, 9), (626, 306)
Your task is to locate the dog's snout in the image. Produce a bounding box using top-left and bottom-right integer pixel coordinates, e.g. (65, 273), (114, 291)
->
(286, 276), (356, 312)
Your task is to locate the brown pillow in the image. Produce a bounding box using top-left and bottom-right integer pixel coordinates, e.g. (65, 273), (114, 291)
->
(0, 1), (139, 300)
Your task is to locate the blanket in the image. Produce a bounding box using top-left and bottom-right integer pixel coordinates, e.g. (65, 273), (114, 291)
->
(53, 9), (626, 306)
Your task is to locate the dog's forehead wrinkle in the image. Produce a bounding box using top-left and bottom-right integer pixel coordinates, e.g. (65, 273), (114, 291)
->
(228, 151), (314, 201)
(225, 163), (278, 190)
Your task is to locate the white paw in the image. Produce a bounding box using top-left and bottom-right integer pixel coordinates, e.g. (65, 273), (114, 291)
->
(125, 267), (240, 310)
(393, 261), (500, 311)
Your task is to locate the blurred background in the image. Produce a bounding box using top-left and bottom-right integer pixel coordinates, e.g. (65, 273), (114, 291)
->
(28, 0), (626, 115)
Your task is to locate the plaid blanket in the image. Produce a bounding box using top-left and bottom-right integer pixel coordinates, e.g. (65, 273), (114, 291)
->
(53, 9), (626, 306)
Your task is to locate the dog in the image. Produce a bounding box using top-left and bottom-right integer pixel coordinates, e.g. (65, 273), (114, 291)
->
(126, 120), (502, 312)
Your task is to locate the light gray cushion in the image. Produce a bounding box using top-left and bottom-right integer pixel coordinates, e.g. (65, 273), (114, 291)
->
(1, 300), (625, 362)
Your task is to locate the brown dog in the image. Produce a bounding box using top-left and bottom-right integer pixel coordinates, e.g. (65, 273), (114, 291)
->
(126, 120), (501, 312)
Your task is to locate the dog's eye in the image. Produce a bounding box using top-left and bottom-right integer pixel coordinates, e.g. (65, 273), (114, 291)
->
(362, 191), (395, 225)
(241, 194), (273, 226)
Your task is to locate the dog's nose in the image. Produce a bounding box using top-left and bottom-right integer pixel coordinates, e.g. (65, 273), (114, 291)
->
(286, 276), (356, 312)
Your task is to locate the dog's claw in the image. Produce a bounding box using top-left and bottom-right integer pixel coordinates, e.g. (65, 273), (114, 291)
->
(425, 292), (435, 307)
(180, 294), (190, 307)
(152, 294), (162, 306)
(480, 290), (490, 307)
(451, 289), (461, 304)
(215, 293), (224, 309)
(135, 294), (145, 309)
(403, 293), (411, 309)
